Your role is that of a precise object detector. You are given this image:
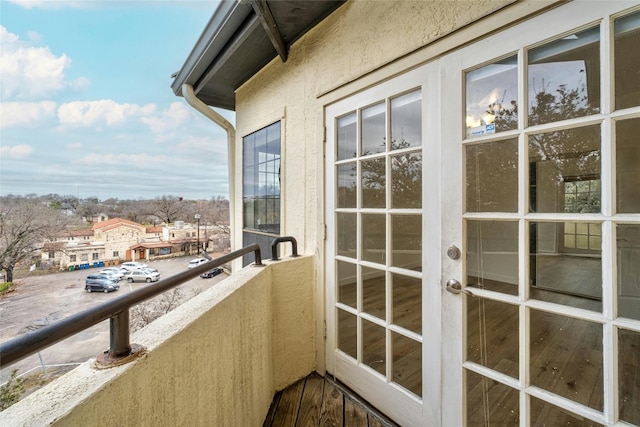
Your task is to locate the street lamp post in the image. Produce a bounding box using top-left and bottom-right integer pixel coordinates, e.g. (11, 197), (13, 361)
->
(194, 213), (201, 255)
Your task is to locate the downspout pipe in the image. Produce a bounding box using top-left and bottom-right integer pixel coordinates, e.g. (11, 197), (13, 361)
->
(182, 84), (236, 256)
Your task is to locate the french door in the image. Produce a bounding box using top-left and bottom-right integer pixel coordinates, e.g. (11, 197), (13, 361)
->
(326, 1), (640, 426)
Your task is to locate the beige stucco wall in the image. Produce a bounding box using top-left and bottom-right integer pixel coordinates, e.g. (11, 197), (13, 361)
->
(234, 0), (515, 255)
(0, 256), (315, 426)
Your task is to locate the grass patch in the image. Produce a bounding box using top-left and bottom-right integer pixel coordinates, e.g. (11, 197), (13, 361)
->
(0, 282), (12, 295)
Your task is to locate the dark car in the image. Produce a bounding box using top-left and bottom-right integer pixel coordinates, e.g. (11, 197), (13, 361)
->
(85, 274), (120, 293)
(200, 267), (224, 278)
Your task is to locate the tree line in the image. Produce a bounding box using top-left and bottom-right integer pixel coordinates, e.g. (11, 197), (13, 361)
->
(0, 194), (229, 284)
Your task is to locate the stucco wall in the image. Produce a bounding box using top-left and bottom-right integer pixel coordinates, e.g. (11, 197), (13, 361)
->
(234, 0), (514, 256)
(0, 256), (315, 427)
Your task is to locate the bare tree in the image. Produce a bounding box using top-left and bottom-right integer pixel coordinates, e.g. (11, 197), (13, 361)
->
(0, 197), (66, 283)
(130, 288), (202, 332)
(151, 195), (186, 224)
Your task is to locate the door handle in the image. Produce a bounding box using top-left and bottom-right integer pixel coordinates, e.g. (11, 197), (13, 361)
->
(446, 279), (462, 294)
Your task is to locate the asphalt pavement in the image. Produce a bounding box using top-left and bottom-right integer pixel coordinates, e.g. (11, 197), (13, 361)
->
(0, 255), (227, 383)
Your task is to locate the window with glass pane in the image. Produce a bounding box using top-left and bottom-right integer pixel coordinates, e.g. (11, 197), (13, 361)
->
(466, 55), (518, 138)
(616, 117), (640, 213)
(333, 89), (422, 401)
(466, 220), (519, 295)
(529, 125), (601, 213)
(615, 10), (640, 110)
(617, 224), (640, 321)
(242, 122), (281, 234)
(530, 221), (602, 311)
(465, 138), (518, 212)
(528, 26), (600, 126)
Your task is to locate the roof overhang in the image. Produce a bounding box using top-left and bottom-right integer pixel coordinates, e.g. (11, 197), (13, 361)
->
(171, 0), (345, 111)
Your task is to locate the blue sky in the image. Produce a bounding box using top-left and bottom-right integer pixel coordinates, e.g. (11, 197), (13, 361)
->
(0, 0), (234, 201)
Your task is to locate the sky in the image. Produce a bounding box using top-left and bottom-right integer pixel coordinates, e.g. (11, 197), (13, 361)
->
(0, 0), (234, 201)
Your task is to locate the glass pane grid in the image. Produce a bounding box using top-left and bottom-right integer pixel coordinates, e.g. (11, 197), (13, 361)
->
(463, 10), (640, 425)
(334, 90), (423, 400)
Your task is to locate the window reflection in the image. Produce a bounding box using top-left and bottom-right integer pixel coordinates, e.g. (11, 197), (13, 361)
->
(337, 163), (356, 208)
(337, 213), (356, 258)
(391, 90), (421, 149)
(528, 26), (600, 126)
(529, 125), (601, 213)
(391, 152), (421, 209)
(615, 11), (640, 110)
(337, 113), (357, 160)
(466, 55), (518, 138)
(617, 224), (640, 321)
(362, 214), (386, 264)
(362, 157), (386, 208)
(362, 102), (386, 155)
(530, 222), (602, 311)
(466, 138), (518, 212)
(616, 118), (640, 213)
(466, 220), (518, 295)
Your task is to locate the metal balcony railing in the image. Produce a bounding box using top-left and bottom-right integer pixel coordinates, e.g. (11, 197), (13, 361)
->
(0, 243), (271, 369)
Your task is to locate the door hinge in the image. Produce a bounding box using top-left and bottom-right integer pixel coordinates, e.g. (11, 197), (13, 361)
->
(323, 125), (327, 143)
(323, 320), (327, 339)
(323, 224), (327, 241)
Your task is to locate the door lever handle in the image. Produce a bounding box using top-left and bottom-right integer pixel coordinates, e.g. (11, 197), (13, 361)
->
(446, 279), (462, 294)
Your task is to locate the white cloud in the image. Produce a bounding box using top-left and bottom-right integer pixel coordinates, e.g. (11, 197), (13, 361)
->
(0, 26), (89, 100)
(0, 144), (34, 159)
(74, 152), (168, 166)
(58, 99), (156, 128)
(67, 142), (82, 149)
(0, 101), (57, 128)
(140, 102), (192, 135)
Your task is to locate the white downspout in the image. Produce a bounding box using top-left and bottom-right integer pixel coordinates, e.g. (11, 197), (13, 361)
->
(181, 84), (237, 261)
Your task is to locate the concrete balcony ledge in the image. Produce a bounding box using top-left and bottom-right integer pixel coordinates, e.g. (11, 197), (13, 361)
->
(1, 255), (317, 426)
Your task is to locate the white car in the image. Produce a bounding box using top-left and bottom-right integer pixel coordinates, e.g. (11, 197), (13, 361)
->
(97, 270), (123, 281)
(123, 269), (160, 283)
(188, 258), (208, 269)
(120, 262), (148, 271)
(99, 267), (126, 279)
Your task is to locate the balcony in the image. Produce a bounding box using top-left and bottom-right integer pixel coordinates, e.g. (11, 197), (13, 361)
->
(0, 252), (325, 425)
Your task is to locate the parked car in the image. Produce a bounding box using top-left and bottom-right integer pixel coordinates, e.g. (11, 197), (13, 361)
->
(99, 267), (127, 278)
(85, 275), (120, 293)
(120, 261), (148, 271)
(200, 267), (224, 278)
(98, 269), (123, 281)
(188, 258), (208, 269)
(123, 269), (160, 283)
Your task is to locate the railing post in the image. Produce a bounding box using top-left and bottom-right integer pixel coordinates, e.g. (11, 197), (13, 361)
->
(110, 310), (131, 358)
(271, 236), (299, 261)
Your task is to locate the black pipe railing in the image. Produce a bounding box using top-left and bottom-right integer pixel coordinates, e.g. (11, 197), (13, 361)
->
(0, 244), (264, 369)
(270, 236), (299, 261)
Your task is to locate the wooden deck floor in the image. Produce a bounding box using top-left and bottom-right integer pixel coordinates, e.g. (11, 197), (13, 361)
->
(263, 372), (398, 427)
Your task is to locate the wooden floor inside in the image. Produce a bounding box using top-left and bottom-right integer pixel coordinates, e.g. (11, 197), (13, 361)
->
(263, 372), (398, 427)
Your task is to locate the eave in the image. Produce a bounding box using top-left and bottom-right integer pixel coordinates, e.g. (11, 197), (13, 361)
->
(171, 0), (345, 111)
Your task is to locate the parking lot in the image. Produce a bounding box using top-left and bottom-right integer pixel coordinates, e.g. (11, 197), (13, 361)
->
(0, 255), (228, 383)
